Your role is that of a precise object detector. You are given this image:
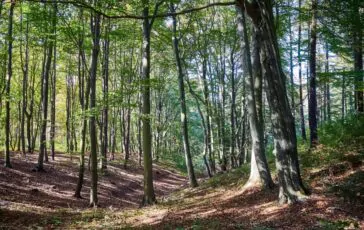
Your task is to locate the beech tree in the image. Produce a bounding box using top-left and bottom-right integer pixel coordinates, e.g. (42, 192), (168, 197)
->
(4, 0), (15, 168)
(237, 0), (308, 203)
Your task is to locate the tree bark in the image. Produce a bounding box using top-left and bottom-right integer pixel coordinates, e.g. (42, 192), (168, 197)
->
(298, 0), (307, 141)
(141, 0), (156, 206)
(74, 9), (89, 198)
(238, 0), (308, 203)
(36, 2), (56, 170)
(20, 7), (29, 157)
(4, 0), (15, 168)
(101, 19), (110, 170)
(308, 0), (318, 147)
(170, 3), (198, 188)
(237, 6), (273, 189)
(89, 10), (101, 208)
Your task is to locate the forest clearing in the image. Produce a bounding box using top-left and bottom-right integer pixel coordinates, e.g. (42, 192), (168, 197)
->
(0, 0), (363, 229)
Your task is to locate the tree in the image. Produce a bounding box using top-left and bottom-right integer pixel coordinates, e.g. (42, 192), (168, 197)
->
(101, 18), (110, 170)
(89, 9), (101, 207)
(237, 0), (308, 203)
(297, 0), (307, 141)
(4, 0), (15, 168)
(309, 0), (318, 147)
(237, 7), (273, 189)
(74, 8), (89, 199)
(36, 2), (57, 170)
(170, 3), (198, 188)
(141, 0), (159, 206)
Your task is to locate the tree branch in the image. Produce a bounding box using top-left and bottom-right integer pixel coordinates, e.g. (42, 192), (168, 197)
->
(21, 0), (236, 19)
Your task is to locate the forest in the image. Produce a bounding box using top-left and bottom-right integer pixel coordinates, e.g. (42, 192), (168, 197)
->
(0, 0), (363, 229)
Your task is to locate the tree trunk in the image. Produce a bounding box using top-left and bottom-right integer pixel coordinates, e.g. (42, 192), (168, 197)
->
(50, 43), (56, 160)
(201, 53), (215, 174)
(36, 2), (56, 170)
(4, 0), (15, 168)
(74, 9), (89, 198)
(230, 45), (237, 168)
(238, 0), (308, 203)
(289, 8), (295, 117)
(20, 9), (29, 157)
(298, 0), (307, 141)
(237, 7), (273, 189)
(170, 4), (198, 188)
(89, 11), (101, 208)
(308, 0), (318, 147)
(141, 1), (156, 206)
(353, 0), (363, 113)
(342, 73), (346, 120)
(325, 42), (331, 121)
(101, 19), (110, 170)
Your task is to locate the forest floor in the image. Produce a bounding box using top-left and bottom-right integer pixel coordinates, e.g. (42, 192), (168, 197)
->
(0, 138), (364, 230)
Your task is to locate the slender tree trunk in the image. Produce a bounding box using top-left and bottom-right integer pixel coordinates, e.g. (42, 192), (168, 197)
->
(342, 73), (346, 120)
(50, 43), (56, 160)
(201, 53), (215, 174)
(170, 4), (198, 188)
(89, 11), (101, 208)
(101, 19), (110, 170)
(325, 42), (331, 121)
(298, 0), (307, 141)
(230, 50), (237, 169)
(4, 0), (15, 168)
(138, 91), (143, 166)
(309, 0), (318, 147)
(20, 11), (29, 157)
(289, 8), (295, 117)
(50, 2), (57, 160)
(353, 0), (363, 113)
(74, 10), (88, 198)
(124, 95), (131, 168)
(37, 2), (56, 170)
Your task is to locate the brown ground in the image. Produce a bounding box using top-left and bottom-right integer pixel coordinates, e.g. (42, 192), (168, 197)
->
(0, 150), (363, 229)
(0, 152), (187, 229)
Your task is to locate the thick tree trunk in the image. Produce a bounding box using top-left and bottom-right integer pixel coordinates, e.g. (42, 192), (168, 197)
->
(170, 4), (198, 188)
(141, 1), (156, 206)
(237, 7), (273, 189)
(238, 0), (308, 203)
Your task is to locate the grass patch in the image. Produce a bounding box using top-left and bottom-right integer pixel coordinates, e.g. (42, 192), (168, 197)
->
(316, 219), (359, 230)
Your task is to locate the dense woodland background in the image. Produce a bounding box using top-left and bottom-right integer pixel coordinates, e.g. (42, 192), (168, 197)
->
(0, 0), (363, 229)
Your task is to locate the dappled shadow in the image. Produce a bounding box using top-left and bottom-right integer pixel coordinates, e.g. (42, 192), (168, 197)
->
(130, 164), (364, 230)
(0, 152), (187, 227)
